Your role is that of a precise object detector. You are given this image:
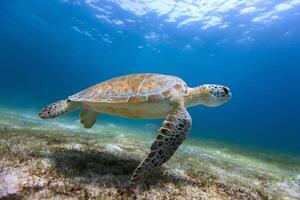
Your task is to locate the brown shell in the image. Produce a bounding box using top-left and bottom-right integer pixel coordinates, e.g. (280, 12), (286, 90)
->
(69, 74), (188, 103)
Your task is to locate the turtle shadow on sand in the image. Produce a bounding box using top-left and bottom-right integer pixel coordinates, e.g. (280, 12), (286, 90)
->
(47, 149), (139, 185)
(46, 149), (196, 189)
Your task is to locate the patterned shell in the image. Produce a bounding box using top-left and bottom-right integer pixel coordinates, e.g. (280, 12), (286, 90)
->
(69, 74), (188, 103)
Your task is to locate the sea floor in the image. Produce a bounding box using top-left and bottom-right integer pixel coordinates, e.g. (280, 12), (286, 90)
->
(0, 108), (300, 200)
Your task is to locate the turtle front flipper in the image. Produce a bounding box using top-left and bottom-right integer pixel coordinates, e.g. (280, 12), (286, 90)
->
(130, 104), (192, 183)
(39, 99), (80, 119)
(80, 109), (98, 128)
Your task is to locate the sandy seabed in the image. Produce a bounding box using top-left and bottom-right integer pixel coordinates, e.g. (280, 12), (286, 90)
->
(0, 108), (300, 200)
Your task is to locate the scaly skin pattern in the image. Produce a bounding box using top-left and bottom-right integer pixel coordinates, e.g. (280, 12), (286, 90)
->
(39, 100), (81, 119)
(39, 100), (69, 119)
(131, 102), (192, 183)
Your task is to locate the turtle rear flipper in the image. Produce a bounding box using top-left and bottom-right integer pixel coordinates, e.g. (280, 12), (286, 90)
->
(39, 100), (80, 119)
(80, 109), (98, 128)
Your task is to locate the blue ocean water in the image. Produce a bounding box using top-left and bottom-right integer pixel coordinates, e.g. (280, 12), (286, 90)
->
(0, 0), (300, 155)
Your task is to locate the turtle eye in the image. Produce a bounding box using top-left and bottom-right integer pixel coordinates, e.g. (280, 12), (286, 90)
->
(223, 87), (229, 94)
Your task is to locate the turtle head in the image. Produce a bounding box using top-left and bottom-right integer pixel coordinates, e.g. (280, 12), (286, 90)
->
(185, 84), (231, 107)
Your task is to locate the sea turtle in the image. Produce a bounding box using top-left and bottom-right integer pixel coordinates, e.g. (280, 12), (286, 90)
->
(39, 73), (231, 182)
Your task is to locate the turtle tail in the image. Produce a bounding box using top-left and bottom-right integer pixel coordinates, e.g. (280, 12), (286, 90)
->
(38, 99), (79, 119)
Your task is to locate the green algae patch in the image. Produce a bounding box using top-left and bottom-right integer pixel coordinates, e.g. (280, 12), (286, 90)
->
(0, 110), (299, 199)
